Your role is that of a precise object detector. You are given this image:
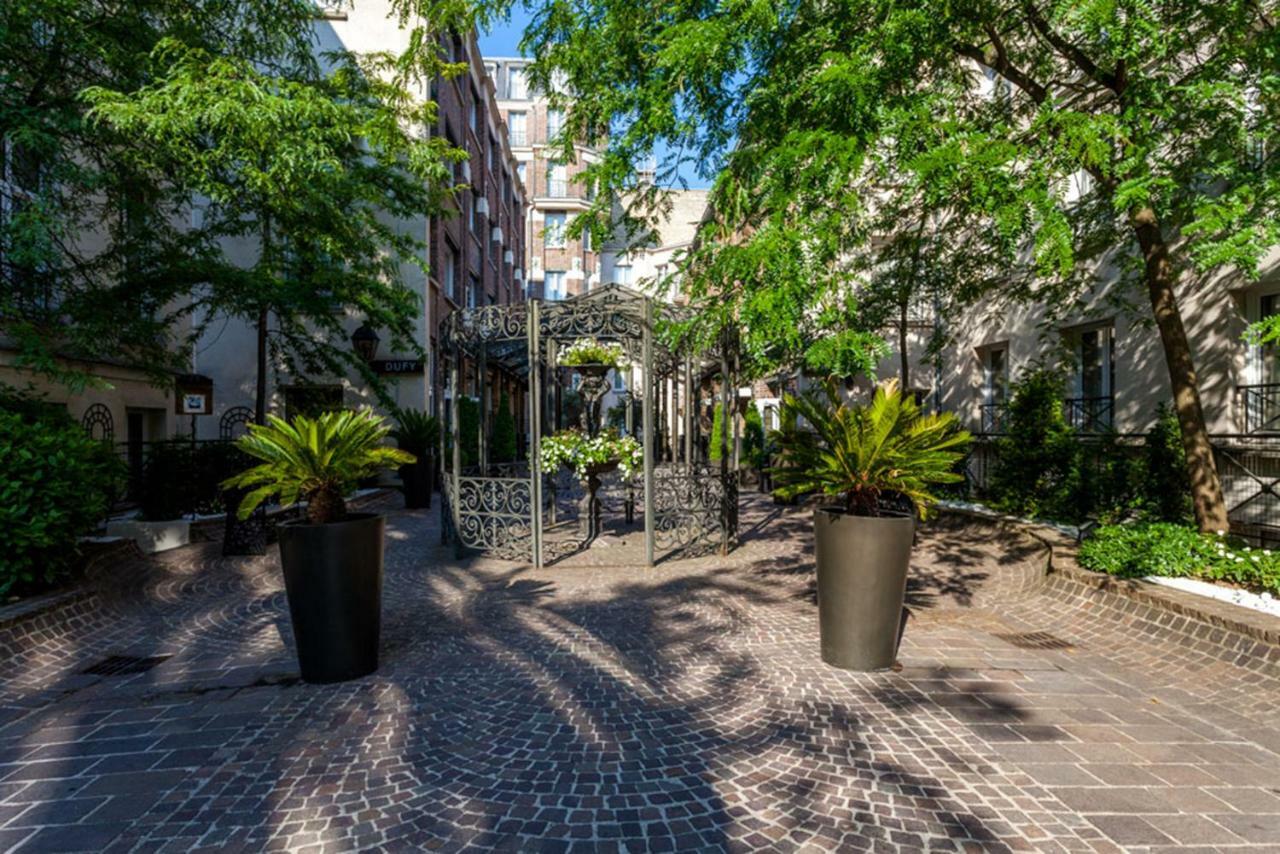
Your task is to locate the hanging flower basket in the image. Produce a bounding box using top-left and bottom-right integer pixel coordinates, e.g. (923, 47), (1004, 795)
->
(539, 429), (643, 480)
(558, 338), (626, 370)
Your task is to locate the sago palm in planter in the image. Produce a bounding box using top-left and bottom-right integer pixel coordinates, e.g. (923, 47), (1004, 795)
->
(390, 407), (440, 509)
(225, 410), (414, 683)
(775, 380), (969, 671)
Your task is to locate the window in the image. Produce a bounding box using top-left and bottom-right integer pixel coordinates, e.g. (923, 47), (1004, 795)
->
(1, 138), (54, 312)
(1067, 324), (1115, 431)
(468, 273), (480, 308)
(508, 111), (527, 147)
(981, 345), (1008, 433)
(982, 346), (1008, 405)
(507, 67), (528, 100)
(613, 257), (634, 286)
(516, 161), (527, 188)
(546, 162), (567, 197)
(469, 96), (478, 133)
(544, 270), (566, 301)
(611, 369), (626, 393)
(444, 244), (459, 303)
(543, 211), (566, 248)
(547, 108), (564, 140)
(1260, 294), (1280, 386)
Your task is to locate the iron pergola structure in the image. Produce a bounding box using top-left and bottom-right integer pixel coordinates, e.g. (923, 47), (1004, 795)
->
(439, 286), (739, 568)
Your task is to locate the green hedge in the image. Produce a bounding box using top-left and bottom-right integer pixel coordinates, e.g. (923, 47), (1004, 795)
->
(0, 397), (125, 597)
(1079, 522), (1280, 595)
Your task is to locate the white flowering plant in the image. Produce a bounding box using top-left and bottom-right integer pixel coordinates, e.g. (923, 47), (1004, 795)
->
(558, 338), (627, 369)
(538, 429), (643, 480)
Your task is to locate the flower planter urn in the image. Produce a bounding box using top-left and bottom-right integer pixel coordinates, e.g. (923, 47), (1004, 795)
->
(277, 513), (385, 683)
(813, 507), (915, 671)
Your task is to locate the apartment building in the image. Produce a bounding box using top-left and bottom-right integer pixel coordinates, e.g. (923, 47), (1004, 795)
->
(485, 56), (599, 300)
(194, 9), (527, 436)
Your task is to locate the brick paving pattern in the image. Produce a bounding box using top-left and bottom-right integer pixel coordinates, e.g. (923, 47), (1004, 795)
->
(0, 495), (1278, 852)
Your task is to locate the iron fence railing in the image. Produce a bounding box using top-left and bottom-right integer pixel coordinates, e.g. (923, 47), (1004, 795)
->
(961, 431), (1280, 546)
(1238, 384), (1280, 434)
(117, 439), (250, 520)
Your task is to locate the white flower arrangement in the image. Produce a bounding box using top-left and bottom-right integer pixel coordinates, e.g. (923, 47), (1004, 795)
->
(558, 338), (627, 369)
(538, 429), (643, 479)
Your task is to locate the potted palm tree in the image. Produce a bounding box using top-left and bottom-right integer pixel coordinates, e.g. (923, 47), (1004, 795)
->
(224, 410), (413, 683)
(390, 408), (440, 509)
(774, 380), (969, 671)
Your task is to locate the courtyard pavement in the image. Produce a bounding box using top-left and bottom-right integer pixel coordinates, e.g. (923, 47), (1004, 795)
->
(1, 496), (1279, 852)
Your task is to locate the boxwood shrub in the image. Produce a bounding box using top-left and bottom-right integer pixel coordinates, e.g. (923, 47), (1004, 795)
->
(0, 398), (125, 597)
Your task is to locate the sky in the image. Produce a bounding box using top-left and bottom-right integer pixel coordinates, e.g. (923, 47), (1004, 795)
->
(476, 9), (716, 189)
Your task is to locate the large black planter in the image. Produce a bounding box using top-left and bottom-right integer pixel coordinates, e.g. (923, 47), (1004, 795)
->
(277, 513), (385, 684)
(400, 457), (433, 509)
(813, 507), (915, 671)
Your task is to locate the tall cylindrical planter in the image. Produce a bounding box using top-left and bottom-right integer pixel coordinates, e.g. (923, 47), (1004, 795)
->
(277, 513), (385, 684)
(401, 457), (433, 509)
(813, 507), (915, 671)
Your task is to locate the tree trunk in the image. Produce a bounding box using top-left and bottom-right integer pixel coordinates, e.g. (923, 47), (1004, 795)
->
(255, 305), (269, 426)
(898, 298), (911, 391)
(1130, 206), (1229, 533)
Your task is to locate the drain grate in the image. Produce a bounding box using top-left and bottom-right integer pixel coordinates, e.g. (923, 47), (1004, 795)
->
(994, 631), (1075, 650)
(81, 654), (171, 676)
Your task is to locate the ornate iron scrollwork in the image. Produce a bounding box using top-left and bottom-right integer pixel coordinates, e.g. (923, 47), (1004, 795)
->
(219, 406), (254, 440)
(450, 476), (534, 561)
(652, 463), (731, 554)
(81, 403), (114, 442)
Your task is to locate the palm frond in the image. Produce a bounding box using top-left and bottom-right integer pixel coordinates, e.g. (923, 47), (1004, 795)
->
(773, 379), (970, 518)
(223, 409), (414, 520)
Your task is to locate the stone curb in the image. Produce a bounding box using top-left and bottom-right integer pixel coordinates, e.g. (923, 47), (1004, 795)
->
(940, 505), (1280, 651)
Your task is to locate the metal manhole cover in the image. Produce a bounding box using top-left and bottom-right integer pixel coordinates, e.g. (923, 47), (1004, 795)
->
(81, 654), (172, 676)
(993, 631), (1075, 650)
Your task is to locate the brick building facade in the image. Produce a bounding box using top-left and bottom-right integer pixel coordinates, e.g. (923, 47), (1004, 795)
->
(485, 57), (599, 300)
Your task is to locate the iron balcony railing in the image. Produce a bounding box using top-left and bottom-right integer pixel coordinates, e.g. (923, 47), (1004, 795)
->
(980, 402), (1007, 435)
(1063, 396), (1113, 433)
(1238, 383), (1280, 434)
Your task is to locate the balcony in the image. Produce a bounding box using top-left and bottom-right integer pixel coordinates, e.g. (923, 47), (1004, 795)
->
(1239, 383), (1280, 434)
(979, 402), (1007, 435)
(1063, 396), (1113, 433)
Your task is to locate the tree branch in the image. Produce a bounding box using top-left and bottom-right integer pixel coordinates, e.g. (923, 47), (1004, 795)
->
(1021, 2), (1121, 92)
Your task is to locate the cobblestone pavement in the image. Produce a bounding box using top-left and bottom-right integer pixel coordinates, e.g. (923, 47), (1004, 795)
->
(1, 496), (1279, 853)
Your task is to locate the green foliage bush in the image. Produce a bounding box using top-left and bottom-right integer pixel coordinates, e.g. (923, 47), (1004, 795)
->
(984, 370), (1185, 525)
(986, 369), (1083, 520)
(1079, 523), (1280, 595)
(1142, 404), (1193, 523)
(0, 397), (125, 597)
(458, 396), (480, 468)
(743, 405), (766, 469)
(709, 403), (727, 461)
(492, 392), (517, 463)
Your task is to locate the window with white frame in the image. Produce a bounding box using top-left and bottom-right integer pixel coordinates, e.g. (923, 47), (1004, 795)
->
(613, 256), (634, 286)
(508, 111), (527, 147)
(546, 108), (564, 140)
(982, 345), (1009, 405)
(546, 162), (567, 197)
(443, 243), (459, 303)
(507, 67), (528, 100)
(516, 161), (527, 188)
(611, 368), (626, 393)
(543, 211), (566, 248)
(544, 270), (566, 300)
